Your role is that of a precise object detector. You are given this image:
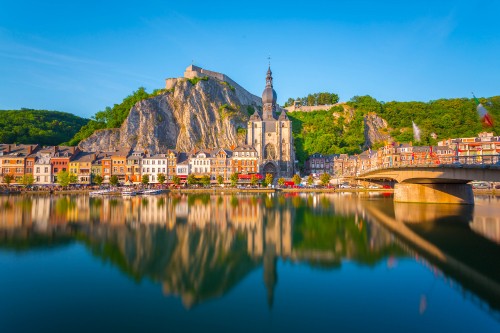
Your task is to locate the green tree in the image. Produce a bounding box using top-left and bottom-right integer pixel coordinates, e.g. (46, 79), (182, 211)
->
(307, 175), (314, 186)
(277, 177), (285, 187)
(307, 94), (316, 106)
(292, 174), (302, 185)
(320, 173), (331, 186)
(250, 174), (259, 186)
(21, 174), (35, 186)
(217, 175), (224, 186)
(265, 173), (274, 186)
(93, 174), (103, 186)
(157, 173), (166, 185)
(56, 170), (70, 187)
(187, 174), (197, 186)
(141, 174), (150, 186)
(3, 174), (14, 186)
(109, 175), (119, 186)
(201, 174), (211, 187)
(69, 174), (78, 184)
(172, 175), (181, 186)
(230, 172), (239, 187)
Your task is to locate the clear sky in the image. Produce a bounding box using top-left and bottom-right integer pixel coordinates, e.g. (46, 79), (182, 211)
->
(1, 0), (499, 118)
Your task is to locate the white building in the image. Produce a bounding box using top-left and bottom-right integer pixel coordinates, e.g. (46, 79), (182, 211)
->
(142, 153), (168, 183)
(189, 150), (212, 175)
(175, 152), (190, 184)
(33, 147), (53, 184)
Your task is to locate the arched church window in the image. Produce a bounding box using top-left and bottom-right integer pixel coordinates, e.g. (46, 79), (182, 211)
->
(264, 144), (276, 160)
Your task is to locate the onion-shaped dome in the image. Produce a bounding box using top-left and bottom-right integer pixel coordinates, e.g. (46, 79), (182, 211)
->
(262, 67), (277, 104)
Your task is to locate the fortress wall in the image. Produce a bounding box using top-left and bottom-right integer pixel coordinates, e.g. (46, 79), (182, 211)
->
(285, 103), (344, 113)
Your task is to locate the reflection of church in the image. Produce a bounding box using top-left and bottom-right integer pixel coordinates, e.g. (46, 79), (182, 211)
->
(247, 67), (295, 178)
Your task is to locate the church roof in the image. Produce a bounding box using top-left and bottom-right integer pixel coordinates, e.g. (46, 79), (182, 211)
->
(249, 112), (262, 121)
(278, 110), (288, 120)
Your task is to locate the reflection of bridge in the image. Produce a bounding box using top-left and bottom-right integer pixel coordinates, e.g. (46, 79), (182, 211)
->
(358, 159), (500, 204)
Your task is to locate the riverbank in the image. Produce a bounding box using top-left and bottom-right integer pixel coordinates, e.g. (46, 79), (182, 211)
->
(1, 187), (497, 196)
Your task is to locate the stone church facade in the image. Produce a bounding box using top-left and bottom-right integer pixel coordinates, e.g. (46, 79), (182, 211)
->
(247, 67), (295, 179)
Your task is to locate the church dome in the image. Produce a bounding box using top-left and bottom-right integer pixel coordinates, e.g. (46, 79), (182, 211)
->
(262, 67), (277, 105)
(262, 86), (277, 104)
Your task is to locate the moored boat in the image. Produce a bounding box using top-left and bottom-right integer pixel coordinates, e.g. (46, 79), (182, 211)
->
(142, 189), (162, 195)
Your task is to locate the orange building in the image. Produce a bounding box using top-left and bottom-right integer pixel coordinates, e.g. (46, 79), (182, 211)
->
(231, 145), (259, 177)
(0, 144), (38, 183)
(126, 150), (144, 184)
(50, 146), (78, 183)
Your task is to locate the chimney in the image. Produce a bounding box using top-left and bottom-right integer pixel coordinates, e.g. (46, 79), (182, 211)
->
(54, 146), (59, 154)
(27, 146), (33, 154)
(6, 145), (11, 153)
(71, 147), (76, 154)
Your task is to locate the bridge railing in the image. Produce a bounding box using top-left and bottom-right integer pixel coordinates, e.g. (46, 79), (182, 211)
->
(351, 154), (500, 177)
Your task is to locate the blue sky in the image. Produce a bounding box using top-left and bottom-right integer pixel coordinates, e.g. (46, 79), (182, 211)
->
(1, 0), (499, 118)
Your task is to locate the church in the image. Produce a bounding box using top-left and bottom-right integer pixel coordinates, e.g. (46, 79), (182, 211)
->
(247, 67), (295, 178)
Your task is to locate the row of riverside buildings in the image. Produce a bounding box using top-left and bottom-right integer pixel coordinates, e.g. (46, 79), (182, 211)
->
(2, 132), (498, 186)
(305, 132), (500, 178)
(0, 144), (262, 185)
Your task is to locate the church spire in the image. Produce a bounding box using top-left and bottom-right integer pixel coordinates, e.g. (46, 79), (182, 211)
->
(262, 66), (277, 119)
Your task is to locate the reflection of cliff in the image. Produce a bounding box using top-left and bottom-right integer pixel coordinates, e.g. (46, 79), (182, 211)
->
(82, 224), (257, 308)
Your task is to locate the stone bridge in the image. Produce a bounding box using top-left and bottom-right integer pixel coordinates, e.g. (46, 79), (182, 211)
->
(358, 164), (500, 204)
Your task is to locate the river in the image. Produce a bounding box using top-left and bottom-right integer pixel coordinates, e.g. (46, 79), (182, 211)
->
(0, 192), (499, 332)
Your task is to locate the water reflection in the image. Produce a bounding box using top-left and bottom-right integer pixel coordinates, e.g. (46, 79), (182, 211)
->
(0, 192), (499, 317)
(0, 193), (402, 307)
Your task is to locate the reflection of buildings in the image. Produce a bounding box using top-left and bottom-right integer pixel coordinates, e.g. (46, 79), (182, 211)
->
(470, 197), (500, 244)
(0, 193), (399, 309)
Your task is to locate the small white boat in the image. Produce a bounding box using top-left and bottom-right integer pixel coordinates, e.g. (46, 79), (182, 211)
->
(122, 190), (138, 196)
(89, 189), (112, 196)
(142, 189), (162, 195)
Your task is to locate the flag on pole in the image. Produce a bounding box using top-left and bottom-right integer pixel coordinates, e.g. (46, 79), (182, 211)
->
(473, 93), (494, 127)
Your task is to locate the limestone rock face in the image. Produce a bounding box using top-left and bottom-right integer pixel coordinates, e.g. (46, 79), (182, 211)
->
(363, 113), (392, 148)
(79, 77), (261, 152)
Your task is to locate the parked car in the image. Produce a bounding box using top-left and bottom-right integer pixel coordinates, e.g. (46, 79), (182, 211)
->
(471, 182), (490, 189)
(368, 185), (381, 189)
(339, 184), (351, 189)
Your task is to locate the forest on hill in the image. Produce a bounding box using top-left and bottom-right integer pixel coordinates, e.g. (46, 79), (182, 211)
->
(289, 95), (500, 166)
(64, 87), (163, 146)
(0, 109), (88, 146)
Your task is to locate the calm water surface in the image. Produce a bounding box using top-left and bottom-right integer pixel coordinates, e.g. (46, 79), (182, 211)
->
(0, 192), (499, 332)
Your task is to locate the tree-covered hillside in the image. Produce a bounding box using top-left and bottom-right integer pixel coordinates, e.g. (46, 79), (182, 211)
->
(65, 87), (164, 146)
(288, 95), (500, 167)
(0, 109), (89, 146)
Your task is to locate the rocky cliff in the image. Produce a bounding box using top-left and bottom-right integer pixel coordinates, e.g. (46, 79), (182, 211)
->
(78, 76), (261, 152)
(363, 113), (392, 148)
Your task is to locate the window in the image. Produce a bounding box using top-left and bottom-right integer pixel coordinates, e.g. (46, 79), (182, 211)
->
(36, 167), (40, 173)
